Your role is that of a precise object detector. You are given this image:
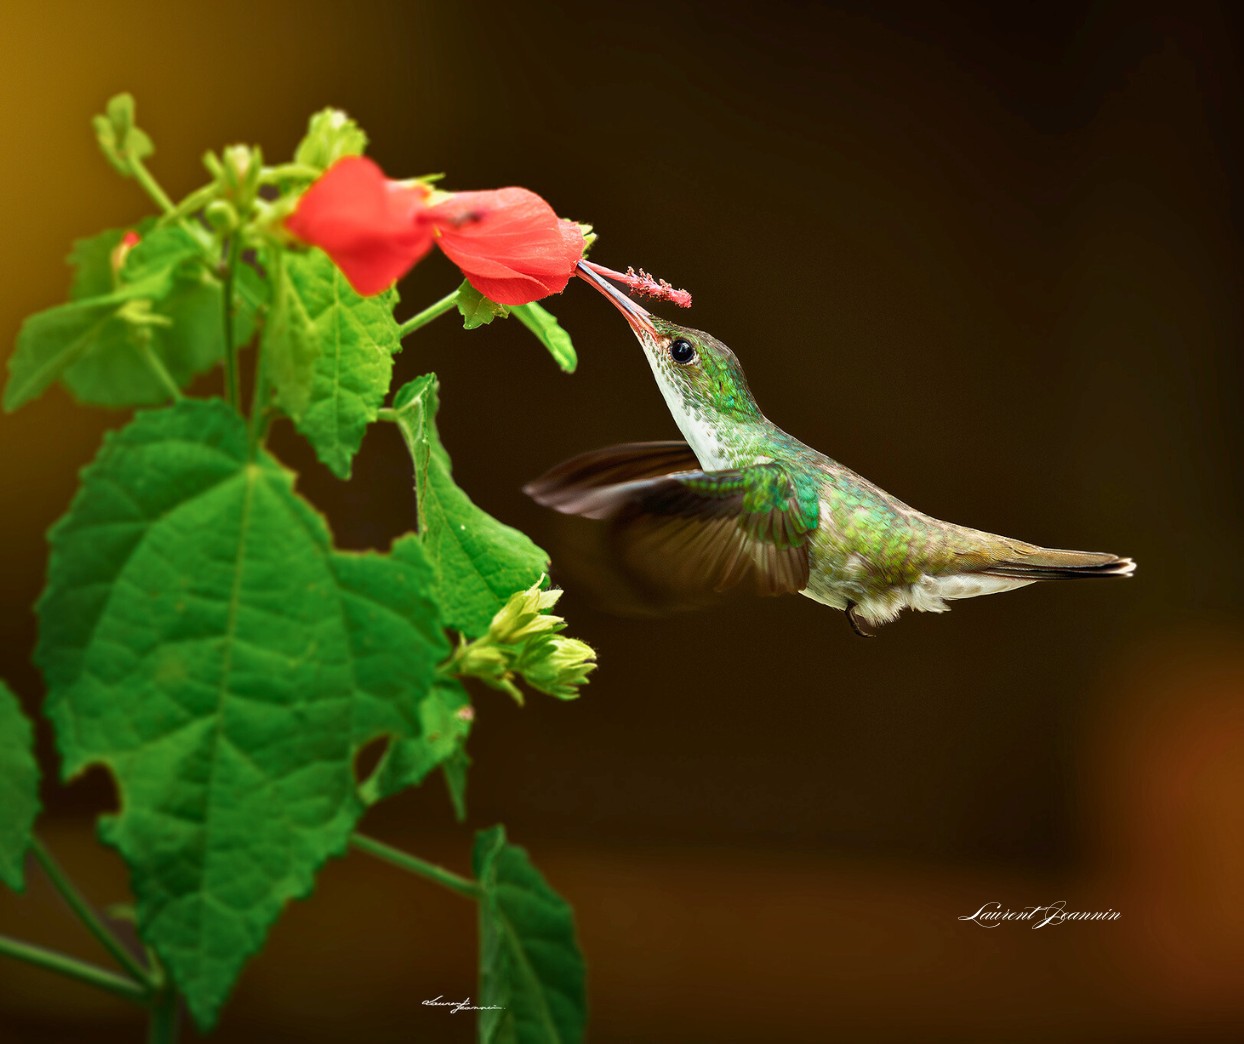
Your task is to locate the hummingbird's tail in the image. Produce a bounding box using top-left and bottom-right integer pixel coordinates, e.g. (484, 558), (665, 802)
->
(975, 547), (1136, 581)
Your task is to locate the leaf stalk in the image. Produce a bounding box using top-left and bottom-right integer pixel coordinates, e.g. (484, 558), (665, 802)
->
(398, 289), (460, 339)
(351, 833), (480, 900)
(130, 155), (177, 217)
(32, 839), (155, 989)
(0, 933), (149, 1002)
(137, 340), (184, 403)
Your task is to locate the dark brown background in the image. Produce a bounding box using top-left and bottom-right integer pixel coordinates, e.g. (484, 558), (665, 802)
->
(3, 1), (1242, 1041)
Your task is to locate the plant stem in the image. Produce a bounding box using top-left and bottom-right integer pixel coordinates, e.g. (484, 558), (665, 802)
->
(138, 341), (184, 402)
(32, 839), (154, 989)
(147, 983), (179, 1044)
(259, 162), (321, 184)
(221, 235), (243, 411)
(398, 289), (460, 339)
(247, 354), (272, 455)
(351, 833), (480, 900)
(159, 182), (217, 226)
(246, 308), (272, 455)
(0, 934), (148, 1003)
(130, 156), (177, 216)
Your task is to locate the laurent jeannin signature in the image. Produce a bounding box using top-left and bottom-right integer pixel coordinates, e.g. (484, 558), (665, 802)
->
(422, 996), (505, 1014)
(959, 901), (1122, 929)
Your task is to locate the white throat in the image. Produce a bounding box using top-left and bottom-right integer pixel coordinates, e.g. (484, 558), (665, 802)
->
(643, 350), (732, 471)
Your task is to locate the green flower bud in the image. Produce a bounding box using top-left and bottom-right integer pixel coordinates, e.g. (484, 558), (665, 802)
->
(93, 93), (154, 177)
(517, 635), (597, 701)
(449, 639), (522, 704)
(294, 109), (369, 172)
(487, 578), (565, 646)
(204, 199), (238, 233)
(219, 144), (263, 213)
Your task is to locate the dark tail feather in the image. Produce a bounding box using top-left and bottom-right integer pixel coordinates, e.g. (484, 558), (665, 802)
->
(981, 548), (1136, 581)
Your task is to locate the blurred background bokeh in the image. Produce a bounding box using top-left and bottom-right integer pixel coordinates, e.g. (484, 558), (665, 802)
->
(2, 1), (1242, 1040)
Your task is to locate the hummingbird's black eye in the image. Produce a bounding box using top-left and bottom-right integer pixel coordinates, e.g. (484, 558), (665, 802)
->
(669, 338), (696, 364)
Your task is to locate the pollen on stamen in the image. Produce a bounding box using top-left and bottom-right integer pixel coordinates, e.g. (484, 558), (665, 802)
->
(580, 260), (693, 308)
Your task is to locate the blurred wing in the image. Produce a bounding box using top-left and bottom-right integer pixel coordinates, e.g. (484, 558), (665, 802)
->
(526, 444), (816, 599)
(524, 442), (701, 516)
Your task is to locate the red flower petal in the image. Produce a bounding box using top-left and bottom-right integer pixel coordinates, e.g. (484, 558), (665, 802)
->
(285, 156), (435, 296)
(431, 188), (585, 306)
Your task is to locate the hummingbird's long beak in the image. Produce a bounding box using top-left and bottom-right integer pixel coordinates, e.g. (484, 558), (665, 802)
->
(575, 260), (658, 339)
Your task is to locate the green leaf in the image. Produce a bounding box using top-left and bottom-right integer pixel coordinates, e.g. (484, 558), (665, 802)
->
(511, 303), (577, 373)
(37, 400), (447, 1029)
(442, 746), (470, 822)
(0, 681), (41, 892)
(233, 257), (270, 337)
(294, 108), (368, 172)
(457, 281), (511, 330)
(265, 249), (402, 478)
(66, 228), (240, 406)
(474, 826), (586, 1044)
(66, 232), (119, 301)
(93, 93), (154, 178)
(390, 374), (548, 637)
(122, 223), (213, 278)
(67, 222), (150, 301)
(363, 677), (471, 805)
(5, 271), (171, 411)
(6, 225), (249, 411)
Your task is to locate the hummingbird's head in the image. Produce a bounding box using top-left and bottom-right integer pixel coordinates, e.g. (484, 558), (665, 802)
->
(575, 262), (762, 432)
(642, 317), (762, 425)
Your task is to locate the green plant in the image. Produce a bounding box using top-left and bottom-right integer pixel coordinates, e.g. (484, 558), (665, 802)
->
(1, 94), (595, 1042)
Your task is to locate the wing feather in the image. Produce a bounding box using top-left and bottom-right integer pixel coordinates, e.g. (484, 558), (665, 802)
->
(526, 443), (817, 601)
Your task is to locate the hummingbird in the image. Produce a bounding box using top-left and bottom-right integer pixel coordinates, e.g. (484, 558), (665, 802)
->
(525, 262), (1135, 635)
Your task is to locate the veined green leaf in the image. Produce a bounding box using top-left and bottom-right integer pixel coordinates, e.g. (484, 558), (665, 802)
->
(362, 677), (471, 806)
(457, 281), (511, 330)
(474, 826), (586, 1044)
(390, 374), (548, 637)
(65, 227), (236, 406)
(511, 303), (576, 373)
(0, 680), (41, 892)
(5, 271), (172, 411)
(265, 249), (402, 478)
(67, 221), (152, 301)
(38, 400), (446, 1029)
(6, 224), (254, 411)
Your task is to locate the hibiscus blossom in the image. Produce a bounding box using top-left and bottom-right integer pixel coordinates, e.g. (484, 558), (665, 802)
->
(285, 157), (585, 304)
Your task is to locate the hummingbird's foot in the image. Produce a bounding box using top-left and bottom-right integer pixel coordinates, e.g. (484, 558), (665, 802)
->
(845, 601), (875, 639)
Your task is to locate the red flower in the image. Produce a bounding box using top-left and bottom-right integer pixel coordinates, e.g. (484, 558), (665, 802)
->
(285, 159), (585, 304)
(284, 156), (435, 296)
(429, 188), (586, 305)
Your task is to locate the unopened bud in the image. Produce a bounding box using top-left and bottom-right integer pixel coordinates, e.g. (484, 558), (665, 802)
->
(518, 635), (597, 700)
(109, 230), (141, 280)
(487, 579), (564, 645)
